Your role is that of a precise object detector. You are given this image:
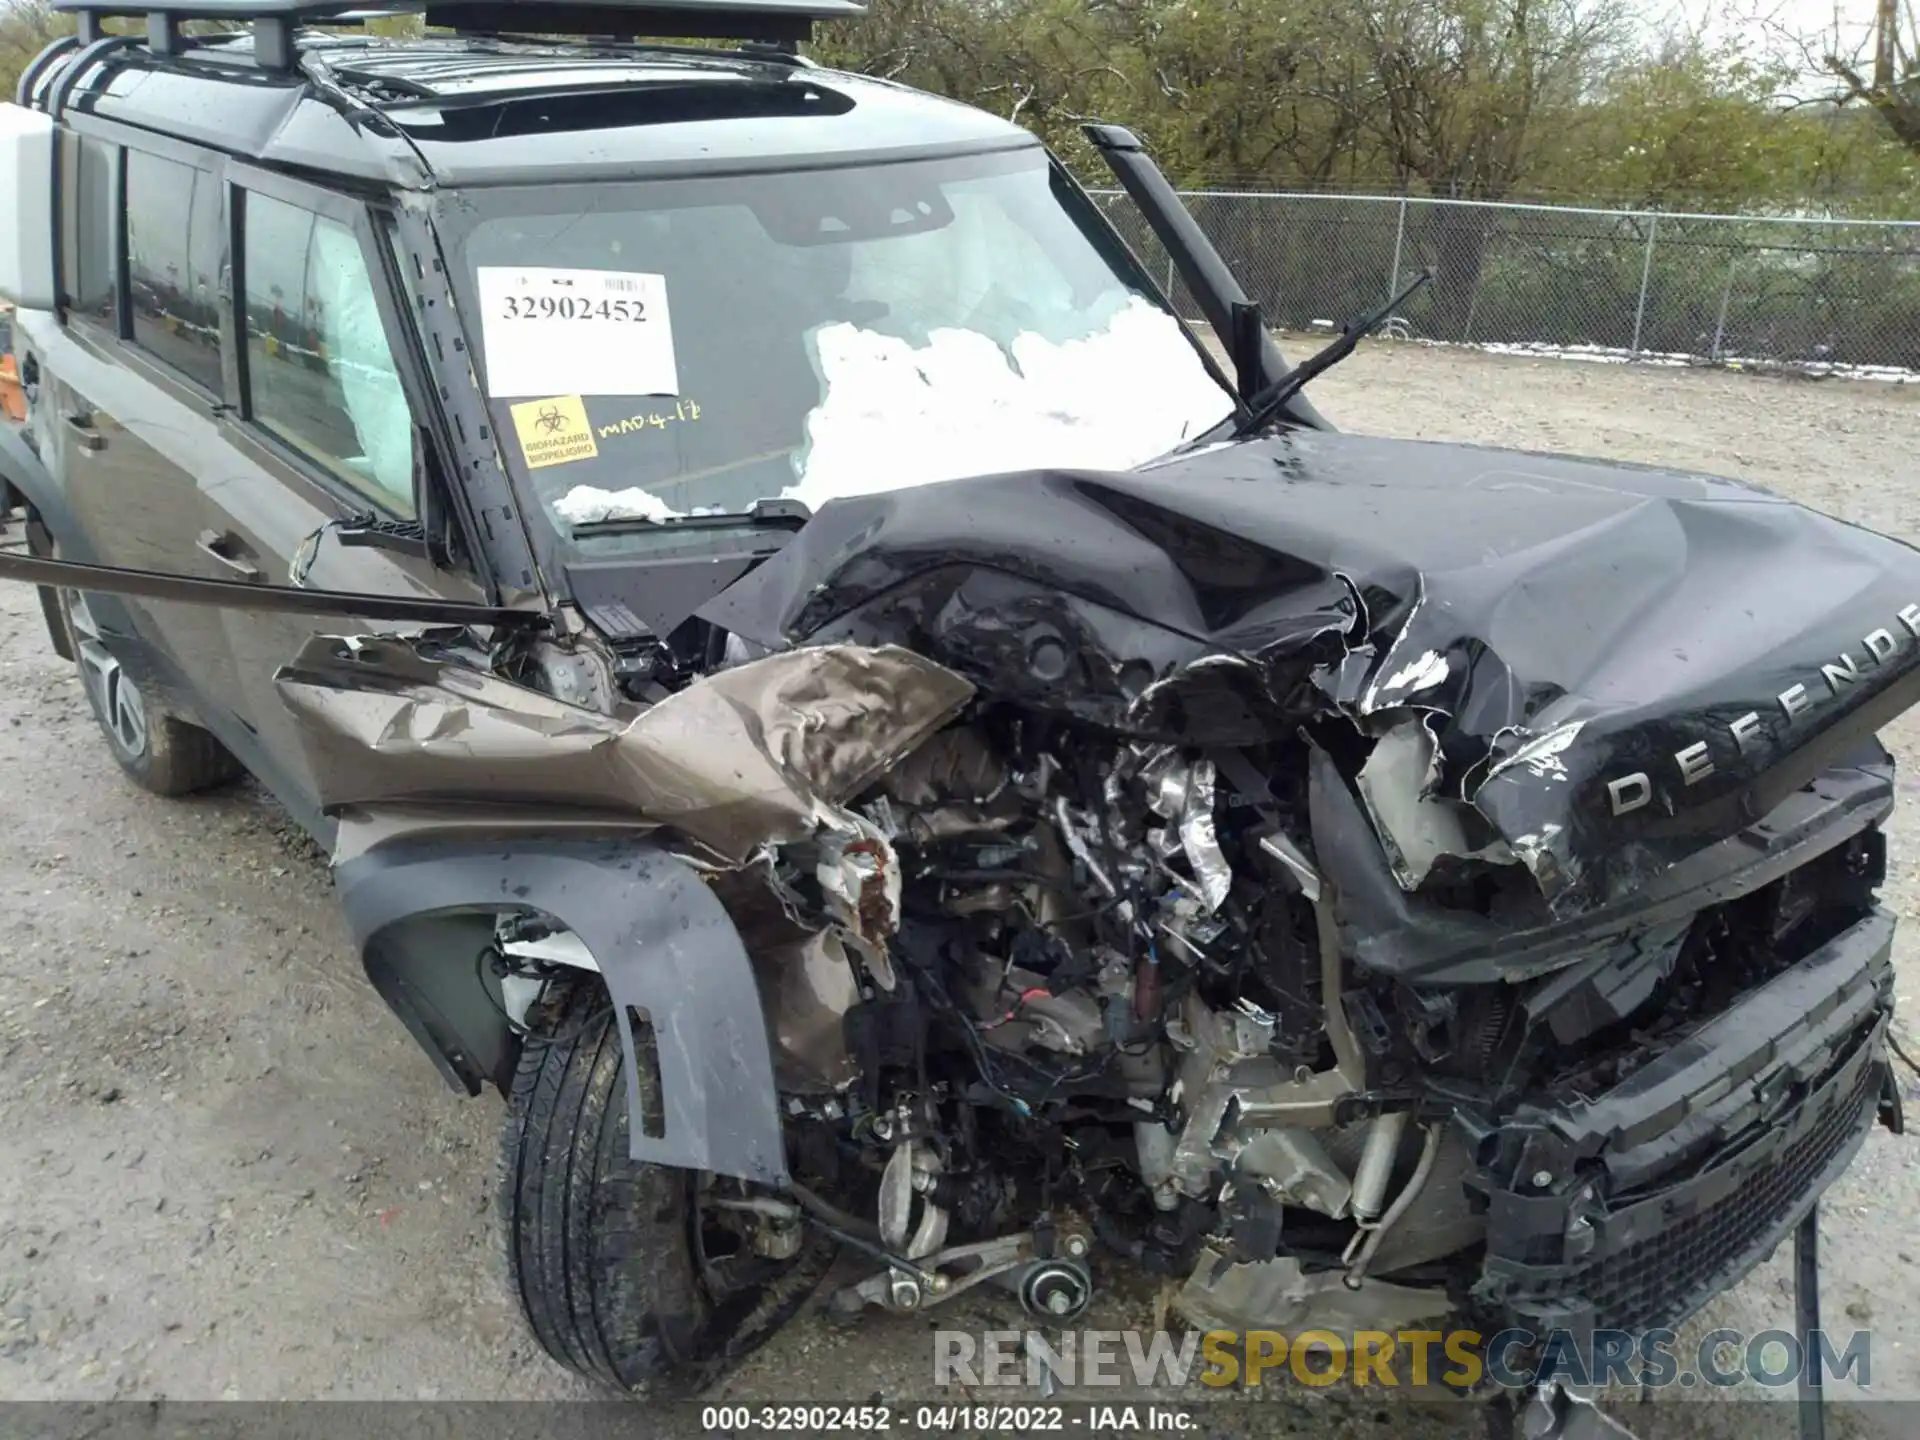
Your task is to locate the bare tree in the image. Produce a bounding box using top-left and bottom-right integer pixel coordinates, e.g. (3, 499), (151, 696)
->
(1824, 0), (1920, 150)
(1, 1), (75, 101)
(1324, 0), (1633, 331)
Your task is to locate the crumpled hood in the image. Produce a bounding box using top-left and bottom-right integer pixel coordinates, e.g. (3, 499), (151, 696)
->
(699, 429), (1920, 917)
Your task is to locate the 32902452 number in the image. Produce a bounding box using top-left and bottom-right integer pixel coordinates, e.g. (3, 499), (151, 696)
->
(501, 294), (646, 322)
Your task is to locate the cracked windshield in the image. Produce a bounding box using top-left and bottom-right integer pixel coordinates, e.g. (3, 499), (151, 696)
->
(448, 146), (1235, 539)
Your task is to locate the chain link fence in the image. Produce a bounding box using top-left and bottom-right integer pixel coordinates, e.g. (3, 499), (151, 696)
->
(1091, 190), (1920, 376)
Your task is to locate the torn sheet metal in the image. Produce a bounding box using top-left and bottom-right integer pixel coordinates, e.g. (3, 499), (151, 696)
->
(753, 927), (863, 1092)
(1357, 715), (1514, 890)
(878, 727), (1020, 842)
(275, 635), (974, 866)
(1177, 757), (1232, 912)
(815, 816), (902, 987)
(696, 430), (1920, 917)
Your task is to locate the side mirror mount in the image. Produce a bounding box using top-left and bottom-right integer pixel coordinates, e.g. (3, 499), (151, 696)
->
(1229, 300), (1265, 405)
(334, 514), (432, 562)
(332, 427), (434, 564)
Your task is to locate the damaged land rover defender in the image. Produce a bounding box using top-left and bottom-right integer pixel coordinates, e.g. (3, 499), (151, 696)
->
(0, 0), (1912, 1418)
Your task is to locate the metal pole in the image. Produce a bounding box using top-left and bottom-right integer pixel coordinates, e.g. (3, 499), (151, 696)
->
(1463, 256), (1482, 346)
(1795, 1204), (1826, 1440)
(1630, 213), (1659, 357)
(1710, 254), (1737, 363)
(1388, 194), (1408, 302)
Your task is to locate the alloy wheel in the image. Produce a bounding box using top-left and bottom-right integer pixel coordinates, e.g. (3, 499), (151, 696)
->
(63, 589), (149, 761)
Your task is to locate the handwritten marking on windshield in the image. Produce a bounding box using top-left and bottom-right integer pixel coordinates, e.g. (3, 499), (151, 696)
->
(598, 399), (703, 440)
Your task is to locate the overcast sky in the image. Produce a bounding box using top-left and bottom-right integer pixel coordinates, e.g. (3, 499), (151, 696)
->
(1674, 0), (1888, 83)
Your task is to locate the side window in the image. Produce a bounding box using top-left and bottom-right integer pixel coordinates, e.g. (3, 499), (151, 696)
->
(241, 191), (415, 517)
(126, 150), (223, 391)
(63, 135), (118, 326)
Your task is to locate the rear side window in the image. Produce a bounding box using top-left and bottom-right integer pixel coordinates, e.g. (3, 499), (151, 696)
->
(125, 150), (223, 392)
(241, 191), (415, 517)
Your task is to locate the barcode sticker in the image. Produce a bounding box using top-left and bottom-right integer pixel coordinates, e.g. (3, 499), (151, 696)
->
(475, 267), (678, 398)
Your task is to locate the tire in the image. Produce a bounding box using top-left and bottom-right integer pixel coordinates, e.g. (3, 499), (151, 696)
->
(57, 582), (243, 797)
(498, 984), (837, 1394)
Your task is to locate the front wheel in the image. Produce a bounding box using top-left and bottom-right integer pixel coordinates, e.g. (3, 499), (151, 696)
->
(498, 984), (836, 1393)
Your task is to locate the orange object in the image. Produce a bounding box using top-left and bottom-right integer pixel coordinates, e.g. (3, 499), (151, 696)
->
(0, 355), (24, 425)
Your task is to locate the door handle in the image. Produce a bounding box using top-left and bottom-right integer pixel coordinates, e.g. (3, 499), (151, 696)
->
(64, 414), (105, 452)
(196, 529), (262, 582)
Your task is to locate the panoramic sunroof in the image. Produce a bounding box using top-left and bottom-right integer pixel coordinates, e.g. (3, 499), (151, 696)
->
(389, 77), (854, 142)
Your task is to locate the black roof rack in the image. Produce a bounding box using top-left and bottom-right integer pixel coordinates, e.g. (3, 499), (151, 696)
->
(51, 0), (865, 68)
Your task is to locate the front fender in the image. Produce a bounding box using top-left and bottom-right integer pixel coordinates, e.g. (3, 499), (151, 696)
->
(333, 834), (788, 1186)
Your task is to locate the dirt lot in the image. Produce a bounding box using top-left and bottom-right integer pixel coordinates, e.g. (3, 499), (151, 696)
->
(1, 343), (1918, 1431)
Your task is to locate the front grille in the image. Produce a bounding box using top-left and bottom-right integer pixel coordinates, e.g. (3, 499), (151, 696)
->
(1564, 1056), (1879, 1333)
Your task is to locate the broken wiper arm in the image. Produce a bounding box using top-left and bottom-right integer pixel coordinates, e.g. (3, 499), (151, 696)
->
(571, 496), (811, 539)
(1231, 269), (1434, 438)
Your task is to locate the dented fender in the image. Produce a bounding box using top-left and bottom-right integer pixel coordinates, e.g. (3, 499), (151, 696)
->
(281, 635), (976, 1187)
(333, 832), (790, 1185)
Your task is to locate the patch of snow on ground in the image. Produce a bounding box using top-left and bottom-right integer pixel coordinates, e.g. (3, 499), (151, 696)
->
(1430, 338), (1917, 383)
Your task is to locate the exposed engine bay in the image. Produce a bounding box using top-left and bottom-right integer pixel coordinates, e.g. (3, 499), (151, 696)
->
(449, 630), (1893, 1344)
(504, 695), (1888, 1338)
(289, 431), (1913, 1348)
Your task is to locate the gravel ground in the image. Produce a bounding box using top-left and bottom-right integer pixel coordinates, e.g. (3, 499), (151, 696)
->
(0, 343), (1917, 1436)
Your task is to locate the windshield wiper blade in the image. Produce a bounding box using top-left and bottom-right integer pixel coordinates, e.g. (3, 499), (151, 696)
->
(1232, 268), (1434, 438)
(571, 497), (811, 538)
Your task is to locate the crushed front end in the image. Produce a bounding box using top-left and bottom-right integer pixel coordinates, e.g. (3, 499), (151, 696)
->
(285, 429), (1918, 1362)
(679, 439), (1918, 1342)
(720, 707), (1902, 1345)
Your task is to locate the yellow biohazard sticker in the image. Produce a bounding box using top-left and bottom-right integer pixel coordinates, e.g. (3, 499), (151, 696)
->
(511, 395), (599, 469)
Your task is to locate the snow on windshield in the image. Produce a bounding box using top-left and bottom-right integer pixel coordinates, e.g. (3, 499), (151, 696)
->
(553, 295), (1230, 524)
(554, 483), (683, 526)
